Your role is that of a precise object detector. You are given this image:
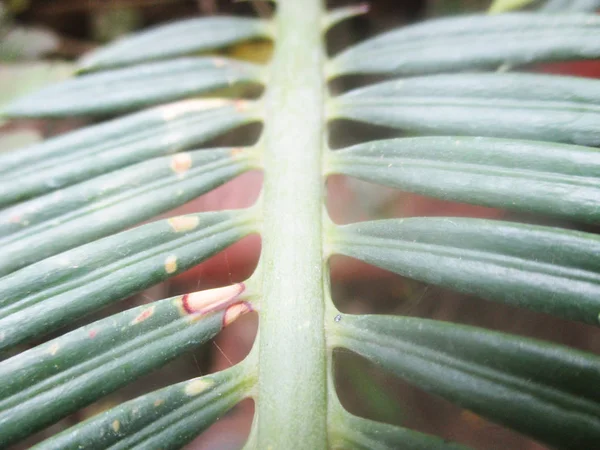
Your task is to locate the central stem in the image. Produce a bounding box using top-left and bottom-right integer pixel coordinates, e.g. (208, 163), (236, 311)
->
(256, 0), (327, 447)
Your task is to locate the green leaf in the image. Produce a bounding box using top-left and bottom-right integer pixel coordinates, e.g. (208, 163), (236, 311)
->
(0, 284), (250, 447)
(0, 209), (256, 349)
(0, 98), (257, 197)
(330, 218), (600, 324)
(331, 314), (600, 449)
(0, 148), (256, 264)
(331, 73), (600, 145)
(330, 408), (470, 450)
(329, 13), (600, 77)
(489, 0), (537, 13)
(4, 57), (264, 118)
(328, 136), (600, 223)
(542, 0), (600, 12)
(0, 62), (73, 110)
(34, 363), (252, 450)
(79, 16), (271, 72)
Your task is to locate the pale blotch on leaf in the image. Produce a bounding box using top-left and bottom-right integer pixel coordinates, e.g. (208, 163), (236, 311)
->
(170, 153), (192, 175)
(164, 255), (178, 274)
(154, 399), (164, 407)
(160, 99), (230, 121)
(48, 343), (60, 356)
(112, 420), (120, 432)
(168, 215), (200, 233)
(184, 378), (215, 396)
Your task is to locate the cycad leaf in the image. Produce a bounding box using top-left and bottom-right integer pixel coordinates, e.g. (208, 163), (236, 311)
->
(331, 73), (600, 145)
(331, 218), (600, 324)
(330, 409), (470, 450)
(0, 147), (256, 267)
(329, 13), (600, 77)
(0, 209), (256, 349)
(0, 99), (257, 201)
(0, 284), (250, 447)
(34, 364), (252, 450)
(79, 16), (271, 71)
(542, 0), (600, 12)
(328, 136), (600, 223)
(4, 58), (263, 118)
(332, 314), (600, 449)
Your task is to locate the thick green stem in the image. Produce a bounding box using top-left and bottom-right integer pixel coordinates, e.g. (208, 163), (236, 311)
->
(256, 0), (328, 447)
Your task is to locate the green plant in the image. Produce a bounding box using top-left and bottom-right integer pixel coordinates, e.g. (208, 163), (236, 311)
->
(1, 0), (600, 448)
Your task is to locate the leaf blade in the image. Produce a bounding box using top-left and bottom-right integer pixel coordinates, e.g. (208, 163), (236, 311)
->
(4, 57), (263, 118)
(330, 13), (600, 77)
(0, 286), (251, 447)
(331, 73), (600, 145)
(0, 147), (256, 270)
(332, 314), (600, 449)
(331, 218), (600, 324)
(0, 209), (257, 349)
(328, 136), (600, 223)
(79, 16), (271, 71)
(0, 98), (257, 202)
(330, 410), (471, 450)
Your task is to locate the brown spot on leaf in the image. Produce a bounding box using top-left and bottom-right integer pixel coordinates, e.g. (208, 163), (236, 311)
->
(184, 378), (214, 396)
(223, 301), (253, 327)
(170, 153), (192, 175)
(131, 306), (155, 325)
(164, 255), (178, 274)
(168, 215), (199, 233)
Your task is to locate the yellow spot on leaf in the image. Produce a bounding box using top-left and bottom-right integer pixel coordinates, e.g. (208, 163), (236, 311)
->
(164, 255), (178, 274)
(48, 343), (60, 355)
(168, 215), (200, 233)
(154, 399), (164, 407)
(184, 378), (214, 396)
(170, 153), (192, 175)
(112, 420), (120, 432)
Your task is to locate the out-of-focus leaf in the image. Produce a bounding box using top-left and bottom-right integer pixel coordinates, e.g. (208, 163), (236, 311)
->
(328, 136), (600, 223)
(489, 0), (537, 13)
(329, 13), (600, 77)
(0, 26), (59, 61)
(0, 62), (73, 110)
(542, 0), (600, 12)
(0, 209), (257, 348)
(0, 147), (256, 266)
(331, 314), (600, 449)
(329, 407), (470, 450)
(4, 57), (263, 117)
(34, 363), (253, 450)
(330, 73), (600, 145)
(79, 16), (271, 71)
(0, 99), (258, 198)
(330, 218), (600, 324)
(0, 284), (251, 447)
(324, 4), (369, 30)
(92, 6), (142, 43)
